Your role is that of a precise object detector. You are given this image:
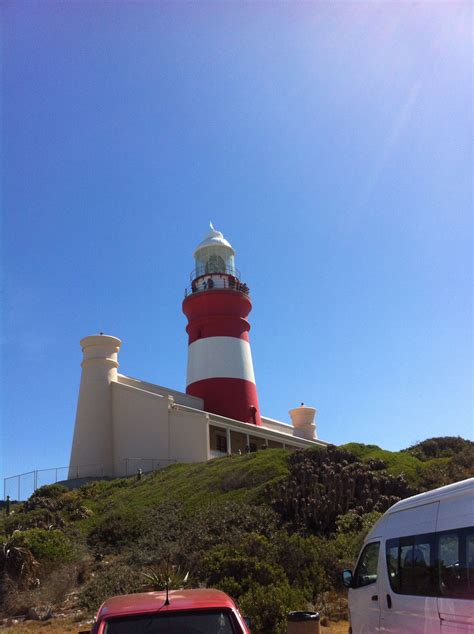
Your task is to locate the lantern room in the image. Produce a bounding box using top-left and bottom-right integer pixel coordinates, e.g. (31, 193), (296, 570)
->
(194, 222), (236, 276)
(186, 223), (249, 295)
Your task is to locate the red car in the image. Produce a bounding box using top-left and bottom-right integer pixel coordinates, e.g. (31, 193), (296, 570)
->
(85, 588), (251, 633)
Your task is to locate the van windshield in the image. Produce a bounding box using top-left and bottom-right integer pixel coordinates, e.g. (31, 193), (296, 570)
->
(103, 609), (237, 633)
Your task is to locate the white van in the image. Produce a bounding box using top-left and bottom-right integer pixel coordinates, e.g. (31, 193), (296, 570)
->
(342, 478), (474, 633)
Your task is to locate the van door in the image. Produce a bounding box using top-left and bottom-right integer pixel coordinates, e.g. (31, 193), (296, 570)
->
(436, 486), (474, 634)
(349, 540), (381, 634)
(380, 533), (440, 633)
(437, 528), (474, 634)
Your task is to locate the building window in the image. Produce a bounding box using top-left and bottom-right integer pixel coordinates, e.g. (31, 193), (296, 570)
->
(216, 435), (227, 453)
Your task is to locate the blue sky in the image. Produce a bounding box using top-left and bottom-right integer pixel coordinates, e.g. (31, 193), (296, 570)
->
(1, 2), (472, 492)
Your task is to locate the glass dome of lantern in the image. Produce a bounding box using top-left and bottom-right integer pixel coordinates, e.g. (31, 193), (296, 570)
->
(193, 223), (237, 278)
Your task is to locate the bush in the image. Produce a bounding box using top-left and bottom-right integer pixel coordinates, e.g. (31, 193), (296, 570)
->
(5, 508), (62, 534)
(203, 551), (286, 598)
(8, 528), (79, 570)
(239, 583), (306, 634)
(268, 446), (409, 534)
(274, 532), (329, 600)
(88, 509), (145, 553)
(31, 484), (69, 499)
(79, 563), (143, 612)
(125, 501), (184, 566)
(404, 437), (473, 461)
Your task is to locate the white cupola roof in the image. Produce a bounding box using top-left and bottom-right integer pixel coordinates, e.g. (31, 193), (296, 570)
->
(193, 222), (235, 257)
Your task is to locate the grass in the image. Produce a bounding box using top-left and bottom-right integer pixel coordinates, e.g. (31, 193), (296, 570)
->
(72, 449), (290, 534)
(6, 442), (449, 540)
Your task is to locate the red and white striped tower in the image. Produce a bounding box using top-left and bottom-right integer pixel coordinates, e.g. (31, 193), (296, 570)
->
(183, 224), (261, 426)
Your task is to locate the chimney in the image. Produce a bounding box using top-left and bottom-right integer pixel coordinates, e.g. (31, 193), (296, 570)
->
(289, 403), (317, 440)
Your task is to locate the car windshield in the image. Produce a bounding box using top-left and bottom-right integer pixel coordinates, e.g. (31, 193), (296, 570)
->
(103, 609), (237, 633)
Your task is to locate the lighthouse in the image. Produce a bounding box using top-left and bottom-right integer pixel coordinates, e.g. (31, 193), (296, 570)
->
(182, 224), (261, 426)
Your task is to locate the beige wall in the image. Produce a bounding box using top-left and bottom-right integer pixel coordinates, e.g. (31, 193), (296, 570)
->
(112, 381), (171, 477)
(169, 407), (209, 463)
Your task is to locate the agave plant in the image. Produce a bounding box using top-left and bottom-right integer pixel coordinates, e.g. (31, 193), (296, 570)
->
(142, 563), (190, 592)
(2, 534), (40, 588)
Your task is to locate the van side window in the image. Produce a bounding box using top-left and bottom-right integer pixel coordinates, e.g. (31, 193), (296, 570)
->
(439, 529), (474, 600)
(439, 532), (461, 596)
(386, 527), (474, 599)
(386, 540), (400, 592)
(354, 542), (380, 588)
(387, 534), (436, 595)
(467, 532), (474, 597)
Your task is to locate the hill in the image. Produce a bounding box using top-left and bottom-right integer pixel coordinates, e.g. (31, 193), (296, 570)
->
(1, 437), (472, 633)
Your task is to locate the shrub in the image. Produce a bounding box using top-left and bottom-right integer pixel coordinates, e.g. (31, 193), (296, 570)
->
(198, 533), (289, 601)
(79, 563), (143, 612)
(8, 528), (78, 570)
(78, 478), (129, 500)
(125, 501), (184, 566)
(274, 532), (329, 600)
(239, 582), (306, 634)
(88, 509), (145, 553)
(203, 550), (286, 598)
(31, 484), (68, 499)
(404, 437), (473, 461)
(5, 507), (68, 534)
(179, 502), (279, 562)
(269, 445), (409, 534)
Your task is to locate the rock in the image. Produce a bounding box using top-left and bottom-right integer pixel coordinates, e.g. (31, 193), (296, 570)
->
(26, 605), (53, 621)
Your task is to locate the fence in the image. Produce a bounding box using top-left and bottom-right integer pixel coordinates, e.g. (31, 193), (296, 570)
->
(4, 458), (177, 501)
(3, 463), (103, 501)
(122, 458), (176, 476)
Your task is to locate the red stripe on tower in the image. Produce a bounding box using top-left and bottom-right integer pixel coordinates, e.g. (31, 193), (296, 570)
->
(182, 223), (261, 426)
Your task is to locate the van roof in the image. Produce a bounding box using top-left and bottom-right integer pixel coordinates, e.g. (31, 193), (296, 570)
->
(96, 589), (237, 622)
(387, 477), (474, 514)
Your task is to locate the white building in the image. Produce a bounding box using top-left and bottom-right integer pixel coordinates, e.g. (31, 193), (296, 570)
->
(69, 227), (328, 479)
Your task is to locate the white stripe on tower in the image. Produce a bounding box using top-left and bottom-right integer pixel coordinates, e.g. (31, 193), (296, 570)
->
(186, 336), (256, 386)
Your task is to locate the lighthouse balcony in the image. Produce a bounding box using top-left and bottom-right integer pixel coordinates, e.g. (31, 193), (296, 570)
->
(184, 269), (249, 298)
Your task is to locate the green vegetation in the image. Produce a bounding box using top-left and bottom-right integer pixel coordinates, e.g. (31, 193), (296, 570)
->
(8, 529), (78, 567)
(0, 437), (472, 633)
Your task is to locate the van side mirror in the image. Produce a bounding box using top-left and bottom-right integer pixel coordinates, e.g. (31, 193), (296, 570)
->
(342, 569), (353, 588)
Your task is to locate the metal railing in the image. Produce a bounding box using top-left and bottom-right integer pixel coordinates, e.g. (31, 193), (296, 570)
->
(3, 463), (104, 501)
(3, 458), (177, 501)
(184, 274), (250, 298)
(122, 458), (176, 476)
